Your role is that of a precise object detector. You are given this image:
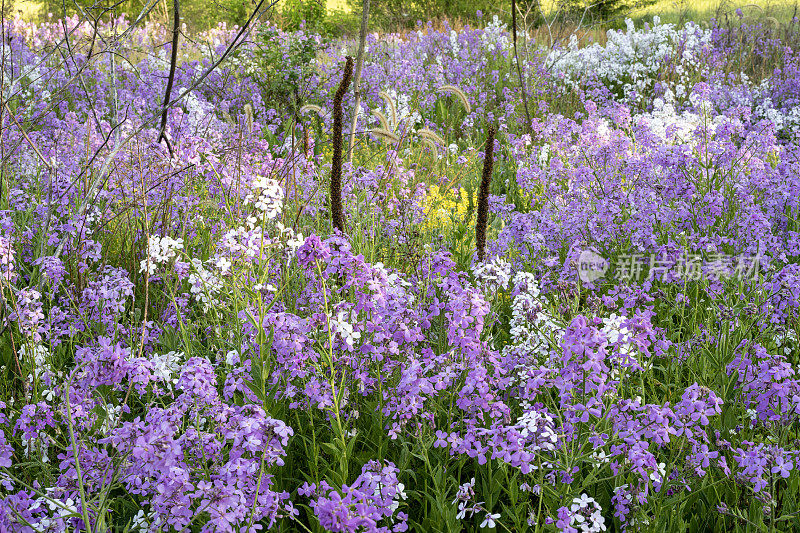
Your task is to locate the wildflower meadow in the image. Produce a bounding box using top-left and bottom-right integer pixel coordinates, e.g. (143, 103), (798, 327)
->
(2, 4), (800, 532)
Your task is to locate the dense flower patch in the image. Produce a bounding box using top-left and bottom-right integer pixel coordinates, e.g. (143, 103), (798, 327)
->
(2, 10), (800, 532)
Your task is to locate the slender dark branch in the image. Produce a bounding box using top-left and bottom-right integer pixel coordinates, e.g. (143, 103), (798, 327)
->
(476, 126), (496, 262)
(158, 0), (181, 156)
(331, 56), (354, 233)
(346, 0), (370, 163)
(511, 0), (533, 135)
(162, 0), (280, 112)
(2, 102), (53, 171)
(59, 13), (103, 134)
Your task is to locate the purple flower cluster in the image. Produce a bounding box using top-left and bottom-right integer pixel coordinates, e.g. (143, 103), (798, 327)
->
(3, 11), (800, 533)
(303, 461), (408, 532)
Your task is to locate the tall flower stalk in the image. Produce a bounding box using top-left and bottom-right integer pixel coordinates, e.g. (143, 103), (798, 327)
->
(331, 56), (354, 233)
(476, 126), (496, 262)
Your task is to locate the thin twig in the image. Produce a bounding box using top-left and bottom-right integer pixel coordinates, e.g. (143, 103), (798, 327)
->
(346, 0), (370, 164)
(158, 0), (181, 156)
(511, 0), (533, 135)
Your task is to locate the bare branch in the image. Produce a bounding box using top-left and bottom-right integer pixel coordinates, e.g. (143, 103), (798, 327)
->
(158, 0), (181, 156)
(512, 0), (533, 135)
(347, 0), (370, 164)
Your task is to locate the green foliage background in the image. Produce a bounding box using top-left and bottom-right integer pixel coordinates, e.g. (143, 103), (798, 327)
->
(10, 0), (800, 33)
(344, 0), (512, 28)
(10, 0), (541, 33)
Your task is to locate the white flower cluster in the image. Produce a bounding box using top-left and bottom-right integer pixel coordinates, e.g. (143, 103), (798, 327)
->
(225, 349), (241, 365)
(472, 256), (512, 294)
(753, 80), (800, 134)
(481, 512), (501, 529)
(363, 469), (407, 516)
(480, 15), (511, 53)
(217, 221), (304, 279)
(26, 493), (80, 531)
(537, 143), (551, 168)
(139, 234), (183, 275)
(569, 494), (607, 533)
(633, 97), (726, 142)
(515, 401), (559, 453)
(390, 484), (408, 514)
(774, 329), (798, 356)
(132, 509), (165, 533)
(547, 18), (711, 108)
(381, 89), (422, 128)
(22, 435), (50, 463)
(649, 461), (667, 487)
(600, 313), (651, 372)
(453, 477), (477, 519)
(449, 29), (461, 56)
(150, 48), (171, 71)
(279, 223), (305, 266)
(219, 225), (274, 261)
(452, 477), (501, 528)
(601, 315), (629, 343)
(188, 259), (223, 312)
(505, 272), (563, 363)
(590, 449), (611, 466)
(182, 92), (215, 131)
(212, 256), (232, 275)
(244, 175), (284, 227)
(0, 234), (17, 283)
(101, 403), (123, 435)
(329, 310), (362, 350)
(148, 351), (184, 386)
(11, 287), (44, 341)
(371, 261), (414, 303)
(20, 342), (50, 380)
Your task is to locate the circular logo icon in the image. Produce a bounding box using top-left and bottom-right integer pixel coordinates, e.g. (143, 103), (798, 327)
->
(578, 250), (608, 283)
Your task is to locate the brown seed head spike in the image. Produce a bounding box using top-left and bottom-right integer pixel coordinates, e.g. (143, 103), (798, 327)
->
(476, 126), (496, 262)
(331, 56), (354, 233)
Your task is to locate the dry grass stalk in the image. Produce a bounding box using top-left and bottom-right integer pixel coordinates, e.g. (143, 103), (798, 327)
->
(418, 128), (446, 146)
(244, 103), (254, 134)
(300, 104), (325, 116)
(378, 90), (398, 129)
(422, 138), (439, 159)
(371, 109), (390, 130)
(437, 85), (471, 114)
(369, 127), (400, 143)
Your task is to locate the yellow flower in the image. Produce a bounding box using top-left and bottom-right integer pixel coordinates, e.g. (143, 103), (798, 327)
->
(421, 185), (472, 234)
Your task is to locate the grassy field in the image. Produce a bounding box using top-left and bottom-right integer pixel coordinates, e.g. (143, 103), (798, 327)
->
(9, 0), (40, 19)
(629, 0), (799, 24)
(7, 0), (355, 23)
(324, 0), (800, 26)
(533, 0), (799, 25)
(322, 0), (800, 30)
(8, 0), (798, 31)
(327, 0), (351, 13)
(10, 0), (799, 25)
